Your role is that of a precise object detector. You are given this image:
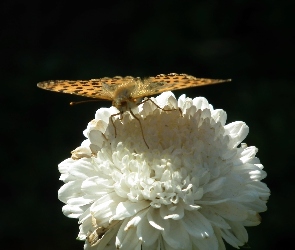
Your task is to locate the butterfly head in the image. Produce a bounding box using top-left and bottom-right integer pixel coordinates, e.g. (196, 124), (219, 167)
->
(112, 84), (143, 112)
(112, 97), (143, 113)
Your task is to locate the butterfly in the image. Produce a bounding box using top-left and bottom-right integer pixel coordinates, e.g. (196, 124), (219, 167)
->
(37, 73), (230, 148)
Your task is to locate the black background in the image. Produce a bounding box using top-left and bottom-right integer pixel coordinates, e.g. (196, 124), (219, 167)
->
(1, 1), (293, 249)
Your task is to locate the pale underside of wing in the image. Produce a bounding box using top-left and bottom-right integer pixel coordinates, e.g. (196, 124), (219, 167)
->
(130, 73), (231, 98)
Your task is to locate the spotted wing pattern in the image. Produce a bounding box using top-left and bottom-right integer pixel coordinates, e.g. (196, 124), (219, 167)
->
(37, 76), (139, 100)
(37, 73), (230, 100)
(130, 73), (231, 98)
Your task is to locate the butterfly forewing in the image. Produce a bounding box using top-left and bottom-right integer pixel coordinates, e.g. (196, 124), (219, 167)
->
(37, 80), (114, 100)
(132, 73), (230, 98)
(37, 76), (143, 100)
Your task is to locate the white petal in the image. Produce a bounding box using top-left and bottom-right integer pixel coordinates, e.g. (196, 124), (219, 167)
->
(211, 109), (227, 125)
(193, 97), (210, 110)
(224, 121), (249, 148)
(177, 94), (187, 109)
(200, 207), (231, 229)
(212, 202), (248, 221)
(58, 158), (76, 181)
(213, 226), (226, 250)
(115, 219), (141, 250)
(67, 196), (93, 206)
(243, 212), (261, 226)
(69, 158), (99, 179)
(124, 208), (149, 230)
(233, 146), (258, 165)
(228, 221), (248, 243)
(160, 204), (184, 220)
(88, 130), (106, 147)
(190, 233), (219, 250)
(95, 107), (118, 123)
(62, 204), (84, 218)
(155, 91), (175, 108)
(181, 210), (214, 238)
(112, 200), (150, 220)
(162, 219), (192, 250)
(220, 227), (245, 248)
(142, 239), (161, 250)
(137, 212), (160, 246)
(58, 180), (83, 203)
(82, 176), (114, 198)
(203, 177), (226, 194)
(90, 193), (125, 225)
(85, 119), (108, 135)
(147, 208), (168, 231)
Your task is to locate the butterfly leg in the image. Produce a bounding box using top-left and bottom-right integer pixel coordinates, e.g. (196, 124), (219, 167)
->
(141, 98), (183, 116)
(110, 111), (149, 149)
(110, 112), (121, 138)
(129, 109), (149, 149)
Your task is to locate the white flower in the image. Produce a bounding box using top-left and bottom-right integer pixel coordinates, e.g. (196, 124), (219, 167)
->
(58, 92), (270, 250)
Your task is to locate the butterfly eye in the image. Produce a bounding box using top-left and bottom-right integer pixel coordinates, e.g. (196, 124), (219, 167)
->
(120, 101), (126, 106)
(133, 98), (143, 105)
(115, 101), (127, 108)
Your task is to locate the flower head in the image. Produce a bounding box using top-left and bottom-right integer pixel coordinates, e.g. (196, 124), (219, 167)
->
(58, 92), (270, 250)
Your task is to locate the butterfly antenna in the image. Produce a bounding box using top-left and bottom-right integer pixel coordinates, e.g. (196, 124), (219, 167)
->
(70, 100), (101, 105)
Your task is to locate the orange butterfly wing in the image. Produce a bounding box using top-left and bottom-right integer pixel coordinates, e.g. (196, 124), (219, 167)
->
(37, 73), (230, 100)
(37, 76), (138, 100)
(130, 73), (231, 98)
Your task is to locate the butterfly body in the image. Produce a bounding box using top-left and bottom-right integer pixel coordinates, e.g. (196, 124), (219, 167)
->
(102, 79), (142, 112)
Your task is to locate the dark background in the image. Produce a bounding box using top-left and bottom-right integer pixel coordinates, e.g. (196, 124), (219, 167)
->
(1, 1), (293, 249)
